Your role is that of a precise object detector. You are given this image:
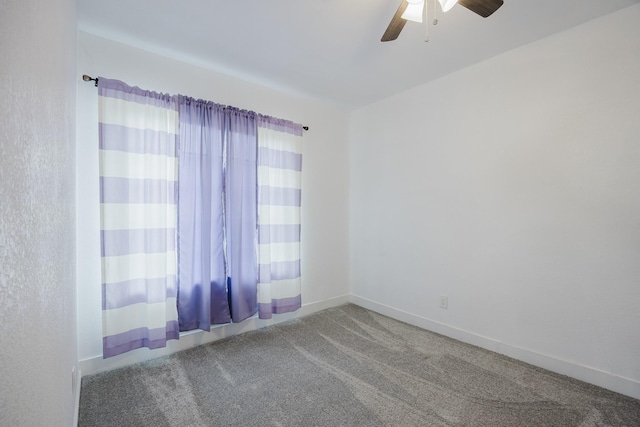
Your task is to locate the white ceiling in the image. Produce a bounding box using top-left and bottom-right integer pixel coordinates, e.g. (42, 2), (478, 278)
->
(77, 0), (639, 110)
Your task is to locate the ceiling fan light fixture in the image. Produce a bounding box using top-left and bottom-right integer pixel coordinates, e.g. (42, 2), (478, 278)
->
(381, 0), (503, 43)
(438, 0), (458, 12)
(401, 1), (424, 23)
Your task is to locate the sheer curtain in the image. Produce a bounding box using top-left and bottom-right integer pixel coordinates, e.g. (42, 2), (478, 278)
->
(224, 108), (259, 322)
(177, 97), (229, 330)
(256, 117), (304, 319)
(98, 78), (179, 357)
(177, 102), (259, 330)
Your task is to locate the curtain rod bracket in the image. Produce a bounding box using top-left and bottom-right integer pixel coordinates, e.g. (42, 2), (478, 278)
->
(82, 74), (98, 87)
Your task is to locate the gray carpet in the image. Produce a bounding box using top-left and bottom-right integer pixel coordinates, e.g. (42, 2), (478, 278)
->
(79, 304), (640, 426)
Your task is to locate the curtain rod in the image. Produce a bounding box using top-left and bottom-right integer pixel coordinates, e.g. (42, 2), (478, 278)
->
(82, 74), (309, 131)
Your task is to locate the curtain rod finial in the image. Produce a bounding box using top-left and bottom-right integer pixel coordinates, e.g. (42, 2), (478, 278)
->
(82, 74), (98, 87)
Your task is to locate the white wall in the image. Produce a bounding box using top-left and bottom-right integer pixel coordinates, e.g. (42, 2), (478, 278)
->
(77, 32), (350, 373)
(349, 5), (640, 399)
(0, 0), (78, 425)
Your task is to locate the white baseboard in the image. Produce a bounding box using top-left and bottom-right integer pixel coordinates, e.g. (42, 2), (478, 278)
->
(79, 294), (350, 377)
(348, 294), (640, 400)
(301, 293), (351, 316)
(73, 367), (81, 427)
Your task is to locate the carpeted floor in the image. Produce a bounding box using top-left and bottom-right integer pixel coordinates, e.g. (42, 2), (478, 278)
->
(79, 304), (640, 426)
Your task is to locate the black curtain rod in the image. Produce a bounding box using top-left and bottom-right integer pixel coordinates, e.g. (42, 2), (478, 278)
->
(82, 74), (309, 131)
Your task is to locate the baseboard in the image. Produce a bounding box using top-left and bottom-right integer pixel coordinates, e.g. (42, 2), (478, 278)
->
(301, 293), (351, 316)
(79, 294), (351, 377)
(348, 294), (640, 400)
(73, 368), (81, 426)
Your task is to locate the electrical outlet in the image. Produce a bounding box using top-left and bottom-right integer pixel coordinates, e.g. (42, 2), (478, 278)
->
(440, 295), (448, 309)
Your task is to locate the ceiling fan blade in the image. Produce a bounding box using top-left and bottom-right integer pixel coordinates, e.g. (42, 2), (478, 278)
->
(458, 0), (504, 18)
(381, 1), (409, 42)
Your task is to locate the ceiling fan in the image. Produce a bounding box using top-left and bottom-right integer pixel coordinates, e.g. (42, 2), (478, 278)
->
(381, 0), (504, 42)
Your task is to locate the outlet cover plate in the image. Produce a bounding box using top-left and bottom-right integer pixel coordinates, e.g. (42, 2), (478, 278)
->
(440, 296), (448, 309)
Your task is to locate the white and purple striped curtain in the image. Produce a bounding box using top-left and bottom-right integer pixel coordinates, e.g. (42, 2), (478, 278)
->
(98, 78), (179, 358)
(257, 117), (303, 319)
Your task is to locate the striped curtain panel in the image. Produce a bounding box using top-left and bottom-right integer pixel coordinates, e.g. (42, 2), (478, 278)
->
(98, 78), (180, 358)
(257, 118), (303, 319)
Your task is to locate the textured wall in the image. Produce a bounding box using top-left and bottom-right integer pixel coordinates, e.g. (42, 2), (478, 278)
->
(0, 1), (77, 425)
